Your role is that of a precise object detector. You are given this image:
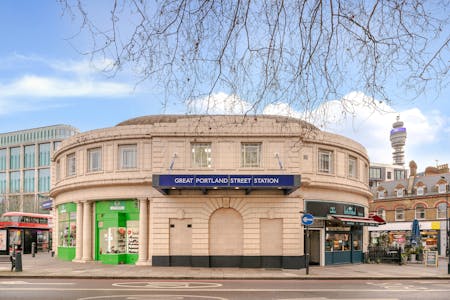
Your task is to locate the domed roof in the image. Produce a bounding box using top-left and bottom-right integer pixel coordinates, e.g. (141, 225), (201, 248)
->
(116, 114), (318, 129)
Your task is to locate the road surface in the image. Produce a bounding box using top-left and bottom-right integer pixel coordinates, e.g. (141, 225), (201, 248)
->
(0, 278), (449, 300)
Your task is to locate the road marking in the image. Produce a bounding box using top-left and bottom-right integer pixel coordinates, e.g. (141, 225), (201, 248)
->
(366, 282), (428, 290)
(0, 288), (449, 292)
(112, 281), (223, 289)
(77, 295), (228, 300)
(278, 298), (398, 300)
(0, 280), (74, 285)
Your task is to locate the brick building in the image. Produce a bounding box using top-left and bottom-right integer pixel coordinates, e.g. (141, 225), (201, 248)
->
(369, 161), (449, 256)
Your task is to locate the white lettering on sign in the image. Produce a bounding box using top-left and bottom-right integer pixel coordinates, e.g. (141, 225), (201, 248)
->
(229, 177), (252, 184)
(195, 177), (228, 184)
(253, 177), (279, 184)
(174, 177), (194, 184)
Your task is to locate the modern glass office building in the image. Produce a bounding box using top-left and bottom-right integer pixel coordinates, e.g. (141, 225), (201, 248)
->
(0, 125), (79, 214)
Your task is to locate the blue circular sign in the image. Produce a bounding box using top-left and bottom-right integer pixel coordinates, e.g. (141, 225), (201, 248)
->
(302, 213), (314, 226)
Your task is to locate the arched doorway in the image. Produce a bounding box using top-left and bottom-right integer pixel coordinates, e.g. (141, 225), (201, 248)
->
(209, 208), (243, 267)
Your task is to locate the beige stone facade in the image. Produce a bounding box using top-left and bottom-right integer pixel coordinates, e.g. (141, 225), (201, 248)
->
(50, 115), (373, 268)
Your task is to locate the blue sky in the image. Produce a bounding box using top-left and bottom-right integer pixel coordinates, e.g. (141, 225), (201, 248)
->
(0, 1), (449, 172)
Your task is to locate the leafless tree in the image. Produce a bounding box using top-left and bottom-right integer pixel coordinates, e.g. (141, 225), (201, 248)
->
(59, 0), (449, 120)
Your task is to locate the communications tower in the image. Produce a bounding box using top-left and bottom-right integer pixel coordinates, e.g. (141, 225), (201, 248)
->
(390, 116), (407, 166)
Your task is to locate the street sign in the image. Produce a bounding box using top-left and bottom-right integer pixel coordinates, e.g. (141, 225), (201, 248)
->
(302, 213), (314, 226)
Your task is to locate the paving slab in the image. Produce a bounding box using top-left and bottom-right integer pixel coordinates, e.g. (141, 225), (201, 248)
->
(1, 253), (449, 280)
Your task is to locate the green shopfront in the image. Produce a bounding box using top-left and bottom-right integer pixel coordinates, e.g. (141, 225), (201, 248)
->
(305, 200), (383, 265)
(57, 203), (77, 261)
(95, 200), (139, 265)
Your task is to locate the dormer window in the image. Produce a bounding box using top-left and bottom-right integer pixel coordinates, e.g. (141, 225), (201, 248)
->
(439, 183), (447, 194)
(377, 190), (385, 199)
(396, 189), (403, 197)
(417, 186), (424, 196)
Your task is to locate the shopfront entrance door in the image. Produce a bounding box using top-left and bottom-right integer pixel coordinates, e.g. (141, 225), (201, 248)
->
(309, 230), (321, 265)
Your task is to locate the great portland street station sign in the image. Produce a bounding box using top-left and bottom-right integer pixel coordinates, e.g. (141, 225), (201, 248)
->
(152, 174), (301, 195)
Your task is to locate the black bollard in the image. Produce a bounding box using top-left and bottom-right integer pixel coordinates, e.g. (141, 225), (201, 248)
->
(15, 252), (22, 272)
(32, 242), (36, 257)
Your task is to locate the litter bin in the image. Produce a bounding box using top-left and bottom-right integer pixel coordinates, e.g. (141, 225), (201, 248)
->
(15, 252), (22, 272)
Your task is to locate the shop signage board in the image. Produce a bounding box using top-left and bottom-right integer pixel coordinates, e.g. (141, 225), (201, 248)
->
(424, 250), (438, 267)
(153, 174), (301, 194)
(110, 201), (125, 211)
(305, 201), (365, 218)
(157, 174), (297, 187)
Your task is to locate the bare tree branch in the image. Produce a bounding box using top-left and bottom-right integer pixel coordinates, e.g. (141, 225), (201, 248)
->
(58, 0), (449, 120)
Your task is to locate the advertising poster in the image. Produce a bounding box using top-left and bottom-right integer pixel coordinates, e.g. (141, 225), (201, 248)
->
(0, 229), (6, 251)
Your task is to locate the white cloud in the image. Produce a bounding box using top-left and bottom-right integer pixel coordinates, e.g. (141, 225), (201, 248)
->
(1, 75), (132, 98)
(192, 90), (449, 170)
(264, 91), (449, 170)
(0, 55), (135, 116)
(262, 102), (302, 118)
(187, 92), (253, 114)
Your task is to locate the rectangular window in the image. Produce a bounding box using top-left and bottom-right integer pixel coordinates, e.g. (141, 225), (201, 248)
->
(10, 147), (21, 170)
(318, 149), (333, 173)
(437, 203), (447, 219)
(387, 172), (392, 180)
(0, 172), (6, 194)
(119, 145), (137, 169)
(396, 189), (403, 197)
(54, 141), (62, 151)
(415, 205), (426, 219)
(377, 208), (386, 220)
(438, 184), (447, 194)
(67, 153), (76, 176)
(9, 171), (20, 193)
(395, 208), (405, 221)
(191, 143), (211, 168)
(38, 143), (51, 167)
(23, 170), (35, 193)
(0, 149), (7, 171)
(24, 145), (35, 168)
(23, 195), (36, 213)
(369, 167), (381, 179)
(394, 169), (405, 180)
(87, 148), (102, 172)
(348, 156), (357, 178)
(241, 143), (261, 168)
(38, 168), (50, 192)
(377, 191), (385, 199)
(58, 209), (76, 247)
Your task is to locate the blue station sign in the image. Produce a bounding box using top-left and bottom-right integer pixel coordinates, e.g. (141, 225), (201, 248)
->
(153, 174), (301, 195)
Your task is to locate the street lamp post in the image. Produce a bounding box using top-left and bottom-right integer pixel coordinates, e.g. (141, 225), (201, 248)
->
(447, 191), (450, 274)
(441, 176), (450, 274)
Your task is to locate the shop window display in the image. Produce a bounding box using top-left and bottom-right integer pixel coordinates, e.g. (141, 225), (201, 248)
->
(326, 232), (350, 251)
(58, 211), (76, 247)
(99, 221), (139, 255)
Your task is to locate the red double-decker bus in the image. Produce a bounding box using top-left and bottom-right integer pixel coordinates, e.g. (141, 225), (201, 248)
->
(0, 212), (52, 255)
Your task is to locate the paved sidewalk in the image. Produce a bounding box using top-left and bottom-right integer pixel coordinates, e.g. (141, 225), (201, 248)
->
(1, 253), (449, 280)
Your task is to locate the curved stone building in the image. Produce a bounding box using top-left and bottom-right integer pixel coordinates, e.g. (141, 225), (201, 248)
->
(50, 115), (379, 268)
